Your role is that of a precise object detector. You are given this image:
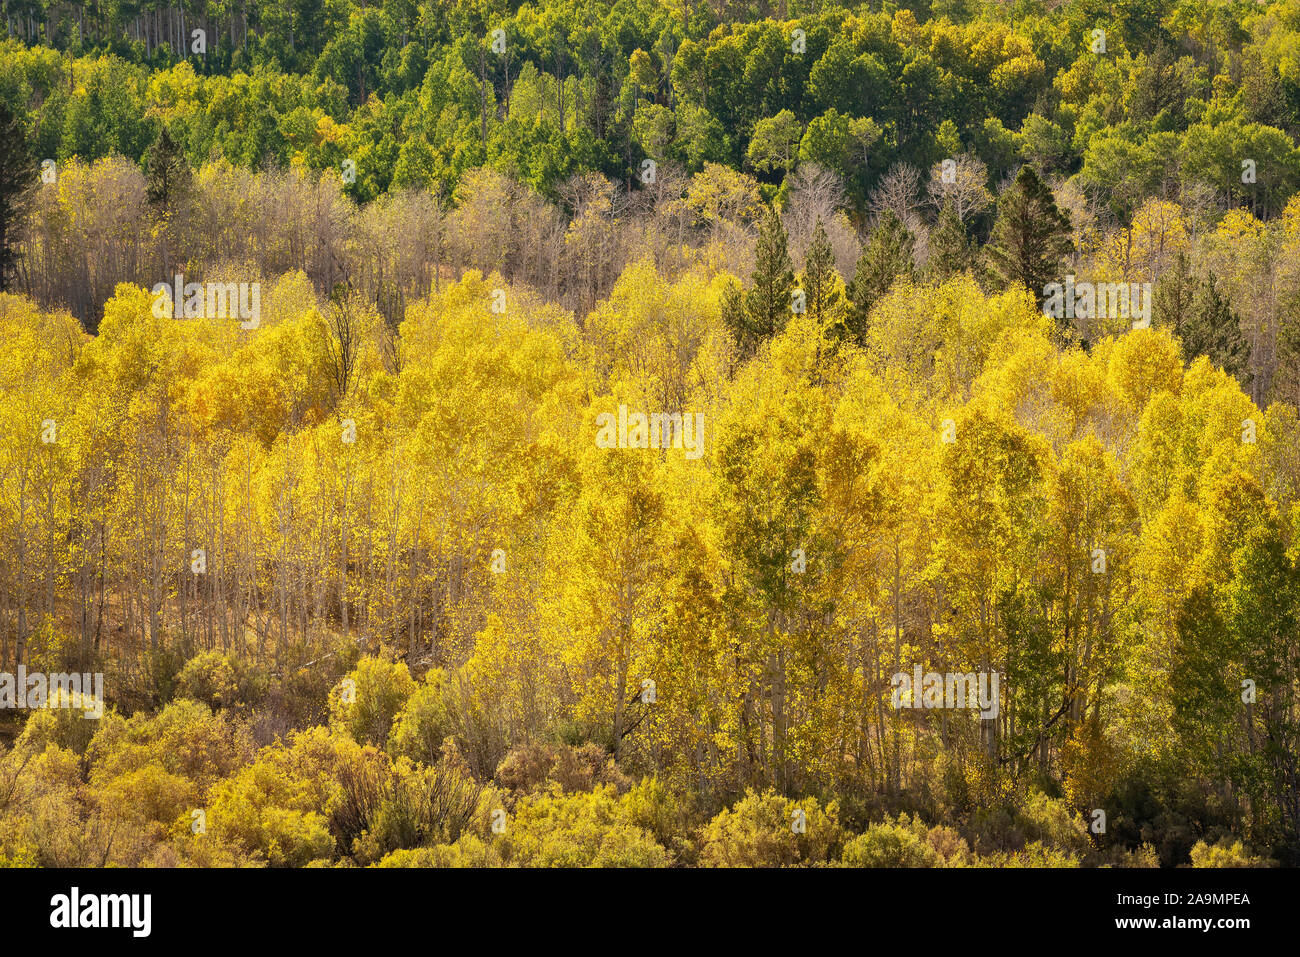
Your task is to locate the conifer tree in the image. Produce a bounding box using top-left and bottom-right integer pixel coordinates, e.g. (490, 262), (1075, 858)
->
(845, 211), (914, 345)
(1153, 250), (1196, 331)
(725, 205), (794, 360)
(1180, 271), (1252, 383)
(145, 126), (193, 211)
(801, 219), (842, 330)
(984, 165), (1072, 308)
(926, 198), (969, 283)
(0, 102), (34, 293)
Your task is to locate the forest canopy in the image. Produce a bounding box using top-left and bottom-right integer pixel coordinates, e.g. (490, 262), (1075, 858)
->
(0, 0), (1298, 869)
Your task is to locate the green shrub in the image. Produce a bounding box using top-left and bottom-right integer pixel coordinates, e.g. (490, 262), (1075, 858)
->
(176, 651), (238, 710)
(698, 789), (842, 867)
(841, 817), (941, 868)
(497, 784), (671, 867)
(330, 656), (416, 746)
(1018, 790), (1091, 854)
(387, 668), (454, 764)
(1188, 837), (1273, 867)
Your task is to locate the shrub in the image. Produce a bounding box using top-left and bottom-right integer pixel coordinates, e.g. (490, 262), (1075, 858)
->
(497, 784), (671, 867)
(494, 741), (630, 796)
(330, 656), (416, 746)
(206, 753), (337, 867)
(979, 841), (1081, 867)
(968, 790), (1089, 857)
(387, 668), (454, 765)
(15, 692), (102, 755)
(1103, 843), (1161, 867)
(1017, 790), (1091, 855)
(698, 790), (842, 867)
(175, 651), (238, 710)
(86, 698), (254, 794)
(923, 822), (974, 865)
(374, 835), (504, 868)
(1188, 837), (1273, 867)
(620, 776), (691, 854)
(841, 819), (941, 868)
(351, 755), (483, 865)
(95, 762), (194, 828)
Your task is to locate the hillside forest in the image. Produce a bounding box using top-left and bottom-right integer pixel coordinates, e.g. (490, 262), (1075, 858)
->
(0, 0), (1298, 868)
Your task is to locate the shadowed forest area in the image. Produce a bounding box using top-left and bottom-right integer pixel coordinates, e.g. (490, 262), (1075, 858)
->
(0, 0), (1297, 869)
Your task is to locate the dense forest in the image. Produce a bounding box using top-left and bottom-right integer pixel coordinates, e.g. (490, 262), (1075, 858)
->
(0, 0), (1297, 869)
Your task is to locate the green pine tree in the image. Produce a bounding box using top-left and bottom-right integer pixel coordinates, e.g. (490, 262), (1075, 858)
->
(1152, 250), (1197, 331)
(726, 205), (795, 360)
(845, 211), (915, 345)
(1180, 271), (1252, 384)
(801, 219), (842, 330)
(984, 165), (1072, 309)
(926, 198), (969, 283)
(145, 126), (193, 211)
(0, 102), (35, 293)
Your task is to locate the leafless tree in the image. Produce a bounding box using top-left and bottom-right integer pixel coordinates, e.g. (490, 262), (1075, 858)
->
(783, 163), (846, 262)
(1052, 179), (1095, 273)
(558, 172), (628, 315)
(926, 153), (993, 222)
(323, 294), (361, 406)
(868, 162), (923, 225)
